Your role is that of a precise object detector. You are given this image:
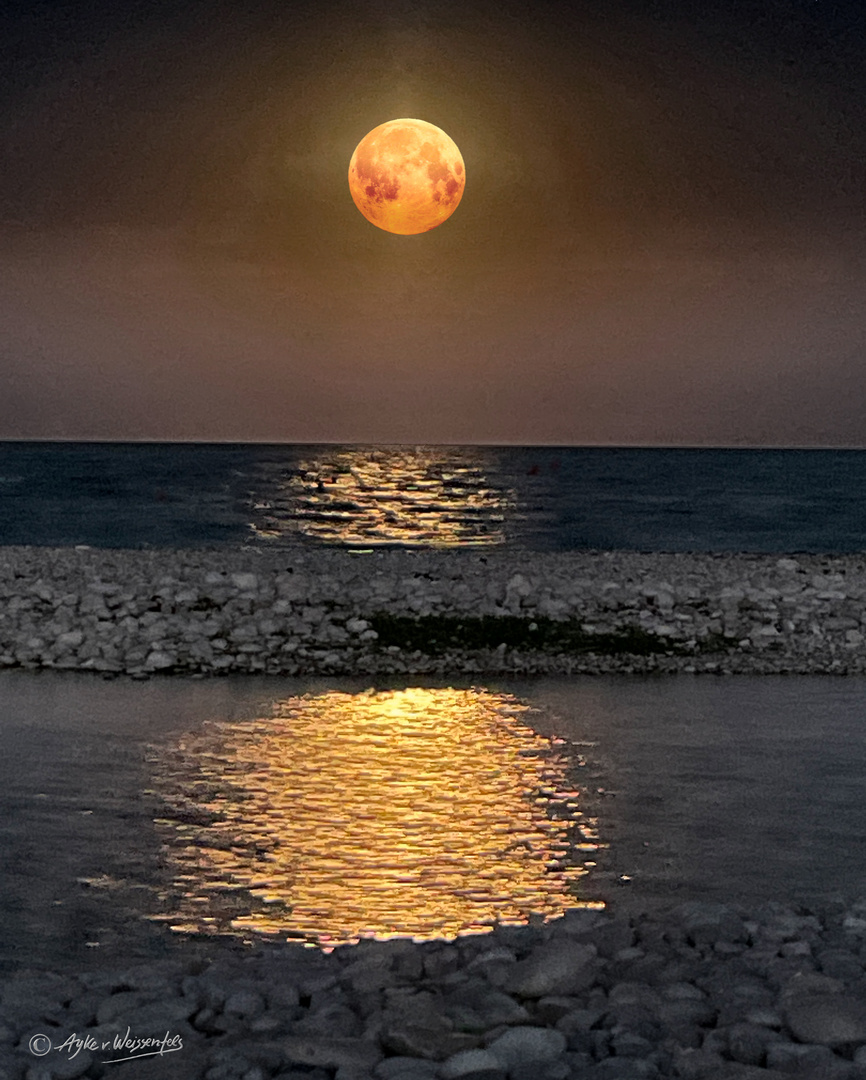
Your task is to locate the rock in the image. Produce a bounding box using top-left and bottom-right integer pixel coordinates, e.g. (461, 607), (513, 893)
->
(588, 1059), (659, 1080)
(264, 984), (302, 1012)
(701, 1066), (779, 1080)
(99, 1049), (209, 1080)
(116, 998), (197, 1037)
(780, 940), (812, 958)
(278, 1036), (383, 1070)
(608, 982), (663, 1009)
(664, 1022), (704, 1050)
(0, 1050), (24, 1080)
(444, 985), (530, 1029)
(463, 947), (517, 984)
(223, 989), (266, 1019)
(574, 917), (635, 959)
(374, 1058), (440, 1080)
(784, 993), (866, 1045)
(422, 947), (461, 979)
(675, 903), (747, 945)
(671, 1047), (728, 1080)
(439, 1049), (507, 1079)
(380, 990), (450, 1032)
(533, 997), (583, 1025)
(817, 949), (865, 982)
(505, 574), (533, 600)
(503, 940), (597, 998)
(380, 1027), (481, 1061)
(555, 1007), (604, 1036)
(610, 1031), (654, 1058)
(38, 1050), (94, 1079)
(726, 1022), (785, 1066)
(485, 1026), (567, 1066)
(742, 1006), (782, 1029)
(144, 649), (175, 670)
(340, 957), (398, 995)
(661, 982), (707, 1002)
(510, 1061), (571, 1080)
(230, 572), (259, 592)
(651, 589), (675, 612)
(55, 629), (84, 649)
(293, 1003), (362, 1038)
(96, 991), (158, 1025)
(555, 908), (609, 937)
(780, 972), (846, 1001)
(765, 1041), (837, 1070)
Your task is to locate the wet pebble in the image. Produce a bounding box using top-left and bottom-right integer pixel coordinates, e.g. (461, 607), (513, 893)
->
(6, 898), (866, 1079)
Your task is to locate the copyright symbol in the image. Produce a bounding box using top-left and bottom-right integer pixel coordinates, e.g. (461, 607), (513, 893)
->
(29, 1033), (52, 1056)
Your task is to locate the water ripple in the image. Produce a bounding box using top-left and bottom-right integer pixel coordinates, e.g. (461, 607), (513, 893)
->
(245, 448), (514, 547)
(147, 687), (601, 946)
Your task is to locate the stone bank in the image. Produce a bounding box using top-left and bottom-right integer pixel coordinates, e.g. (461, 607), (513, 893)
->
(5, 898), (866, 1079)
(2, 547), (866, 676)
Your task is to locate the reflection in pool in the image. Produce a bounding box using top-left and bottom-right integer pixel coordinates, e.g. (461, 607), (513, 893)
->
(246, 447), (513, 547)
(147, 687), (601, 947)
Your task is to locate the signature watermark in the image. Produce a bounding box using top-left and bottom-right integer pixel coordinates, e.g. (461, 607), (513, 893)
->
(29, 1027), (183, 1064)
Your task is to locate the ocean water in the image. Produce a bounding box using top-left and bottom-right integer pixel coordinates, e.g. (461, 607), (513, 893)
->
(1, 441), (865, 552)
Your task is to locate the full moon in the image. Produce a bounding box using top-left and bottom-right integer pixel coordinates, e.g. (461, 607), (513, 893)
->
(348, 119), (465, 235)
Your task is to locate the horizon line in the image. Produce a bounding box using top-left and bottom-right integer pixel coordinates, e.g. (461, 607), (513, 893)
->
(1, 438), (866, 451)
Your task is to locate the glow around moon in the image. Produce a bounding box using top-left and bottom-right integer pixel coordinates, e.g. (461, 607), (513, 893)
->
(348, 119), (465, 235)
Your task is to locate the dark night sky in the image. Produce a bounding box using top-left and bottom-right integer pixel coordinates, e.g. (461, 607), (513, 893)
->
(1, 0), (865, 444)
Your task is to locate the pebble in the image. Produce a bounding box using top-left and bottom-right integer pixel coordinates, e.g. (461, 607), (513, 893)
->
(485, 1026), (567, 1065)
(503, 940), (598, 997)
(2, 547), (866, 676)
(784, 993), (866, 1046)
(439, 1049), (505, 1079)
(6, 898), (866, 1079)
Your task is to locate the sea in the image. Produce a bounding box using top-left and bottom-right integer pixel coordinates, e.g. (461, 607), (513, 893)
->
(1, 441), (866, 553)
(4, 443), (866, 963)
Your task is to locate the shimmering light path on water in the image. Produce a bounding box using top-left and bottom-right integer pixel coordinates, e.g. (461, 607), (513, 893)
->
(147, 687), (601, 946)
(247, 447), (512, 547)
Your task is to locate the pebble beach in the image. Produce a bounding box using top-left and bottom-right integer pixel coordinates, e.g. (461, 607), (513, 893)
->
(4, 544), (866, 1079)
(6, 899), (866, 1080)
(3, 546), (866, 677)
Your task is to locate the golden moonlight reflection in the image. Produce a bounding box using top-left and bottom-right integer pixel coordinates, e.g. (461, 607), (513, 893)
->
(246, 447), (513, 547)
(147, 688), (602, 947)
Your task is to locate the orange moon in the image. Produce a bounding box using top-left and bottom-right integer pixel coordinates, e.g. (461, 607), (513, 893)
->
(348, 118), (465, 235)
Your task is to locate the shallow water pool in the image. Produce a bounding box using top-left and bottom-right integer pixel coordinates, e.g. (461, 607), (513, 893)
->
(1, 671), (865, 971)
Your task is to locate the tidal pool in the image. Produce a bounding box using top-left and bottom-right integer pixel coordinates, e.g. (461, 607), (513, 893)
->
(2, 671), (866, 972)
(147, 687), (600, 946)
